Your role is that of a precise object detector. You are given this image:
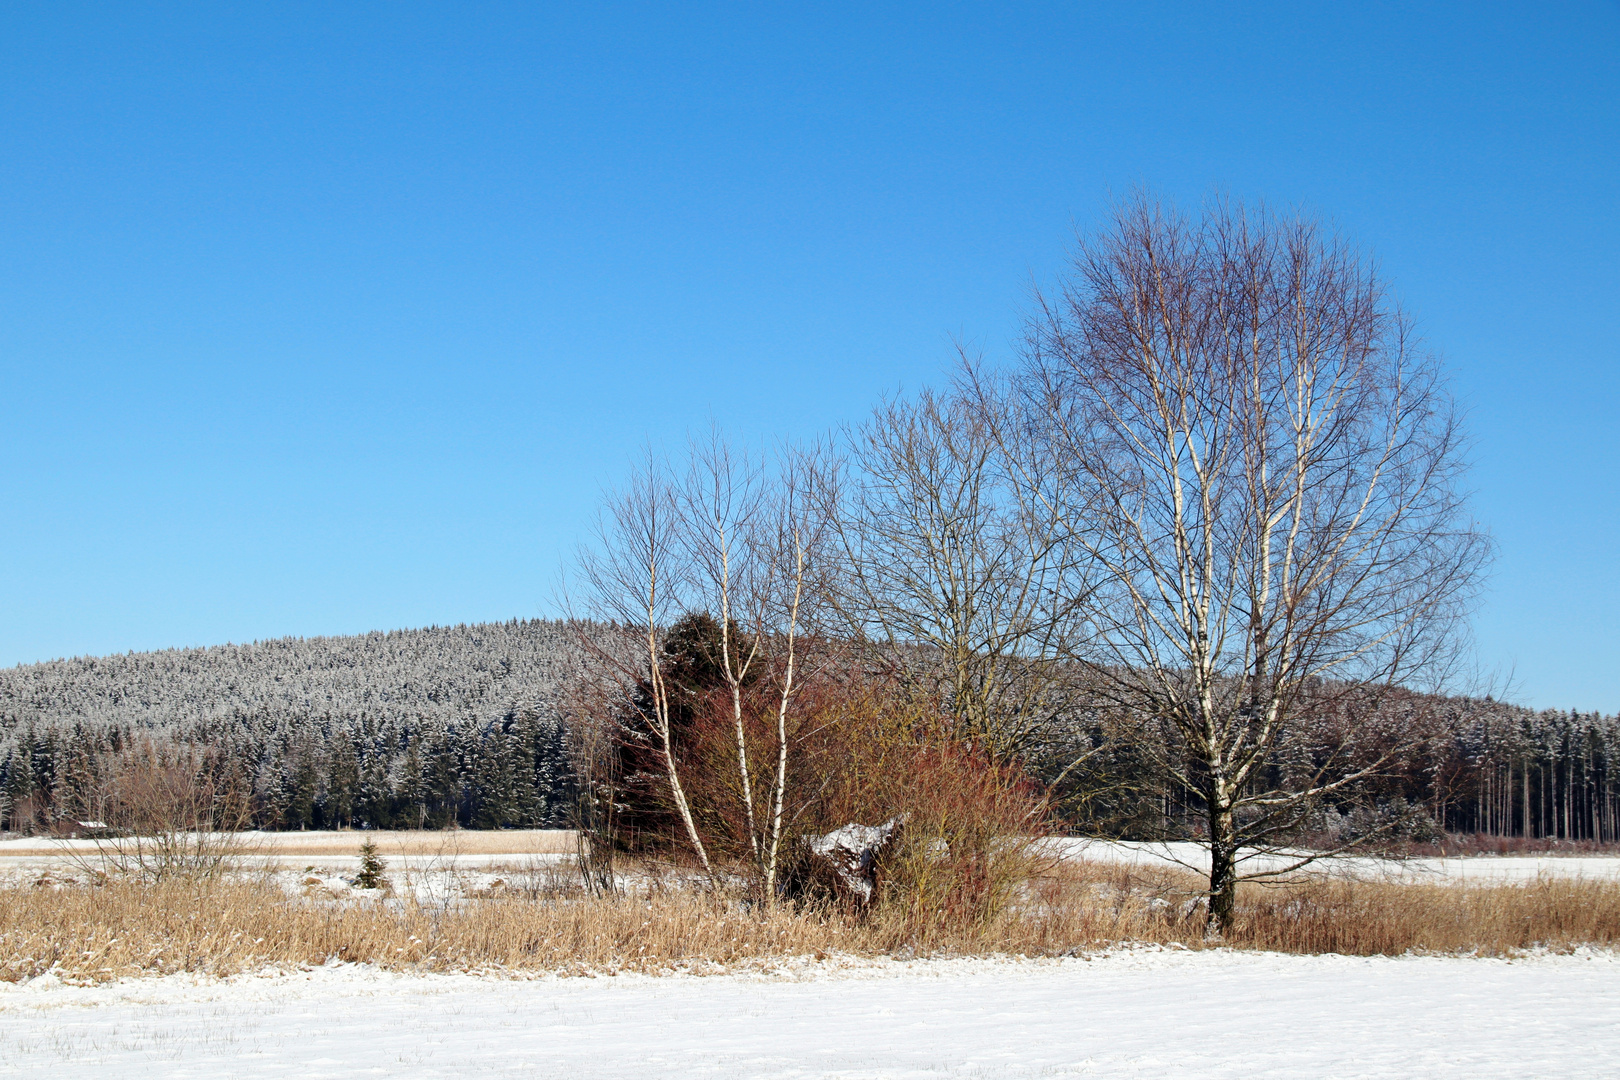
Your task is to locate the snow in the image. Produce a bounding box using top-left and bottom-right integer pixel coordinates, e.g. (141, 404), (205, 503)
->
(804, 816), (905, 902)
(1058, 839), (1620, 883)
(0, 831), (578, 891)
(2, 950), (1616, 1078)
(7, 832), (1616, 885)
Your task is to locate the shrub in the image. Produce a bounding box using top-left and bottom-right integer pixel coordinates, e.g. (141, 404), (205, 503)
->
(64, 738), (253, 883)
(587, 623), (1050, 934)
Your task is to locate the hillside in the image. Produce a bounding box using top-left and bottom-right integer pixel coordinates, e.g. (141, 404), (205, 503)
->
(0, 620), (593, 831)
(3, 620), (1617, 843)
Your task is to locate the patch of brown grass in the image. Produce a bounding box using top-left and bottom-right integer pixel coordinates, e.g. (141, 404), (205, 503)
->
(3, 861), (1617, 984)
(1402, 833), (1620, 858)
(1225, 875), (1620, 955)
(0, 876), (861, 983)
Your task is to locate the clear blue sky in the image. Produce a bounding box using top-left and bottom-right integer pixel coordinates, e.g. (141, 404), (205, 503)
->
(1, 3), (1615, 711)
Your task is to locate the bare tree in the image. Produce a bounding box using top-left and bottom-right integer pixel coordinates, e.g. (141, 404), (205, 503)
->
(677, 432), (772, 872)
(571, 436), (823, 898)
(574, 454), (713, 877)
(560, 648), (630, 894)
(756, 448), (823, 898)
(675, 432), (824, 898)
(66, 737), (254, 883)
(814, 388), (1089, 765)
(987, 194), (1490, 931)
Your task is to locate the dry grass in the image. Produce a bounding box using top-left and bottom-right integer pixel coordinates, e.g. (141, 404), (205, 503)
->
(3, 857), (1618, 984)
(1226, 875), (1620, 954)
(1053, 860), (1620, 955)
(1404, 833), (1620, 858)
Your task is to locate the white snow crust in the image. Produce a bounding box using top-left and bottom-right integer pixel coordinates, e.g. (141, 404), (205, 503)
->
(2, 950), (1615, 1078)
(1057, 839), (1620, 883)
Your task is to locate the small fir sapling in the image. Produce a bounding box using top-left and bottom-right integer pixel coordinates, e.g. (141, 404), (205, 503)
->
(355, 837), (388, 890)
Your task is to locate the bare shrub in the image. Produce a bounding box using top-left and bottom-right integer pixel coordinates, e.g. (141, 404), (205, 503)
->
(770, 677), (1053, 938)
(64, 738), (254, 883)
(560, 646), (627, 895)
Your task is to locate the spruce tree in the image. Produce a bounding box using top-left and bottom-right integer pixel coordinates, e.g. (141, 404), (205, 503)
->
(354, 836), (388, 890)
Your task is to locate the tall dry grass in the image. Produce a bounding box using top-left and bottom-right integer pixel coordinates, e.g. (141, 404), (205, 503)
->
(1225, 875), (1620, 954)
(4, 860), (1618, 984)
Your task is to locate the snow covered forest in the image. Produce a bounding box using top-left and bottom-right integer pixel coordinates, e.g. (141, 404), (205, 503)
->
(1060, 694), (1620, 845)
(0, 620), (586, 832)
(1, 617), (1617, 842)
(1423, 701), (1620, 842)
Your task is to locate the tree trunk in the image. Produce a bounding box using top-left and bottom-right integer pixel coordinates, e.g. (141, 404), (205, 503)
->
(1207, 794), (1238, 935)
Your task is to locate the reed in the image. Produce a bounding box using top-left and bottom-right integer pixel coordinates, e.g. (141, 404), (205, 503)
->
(4, 860), (1616, 984)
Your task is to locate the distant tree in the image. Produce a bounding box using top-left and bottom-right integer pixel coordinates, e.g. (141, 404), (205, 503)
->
(326, 734), (359, 828)
(814, 386), (1093, 767)
(354, 836), (388, 889)
(400, 737), (428, 829)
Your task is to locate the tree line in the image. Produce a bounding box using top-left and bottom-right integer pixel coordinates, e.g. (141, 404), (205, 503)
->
(0, 620), (580, 832)
(1422, 701), (1620, 842)
(1054, 692), (1620, 846)
(2, 619), (1612, 844)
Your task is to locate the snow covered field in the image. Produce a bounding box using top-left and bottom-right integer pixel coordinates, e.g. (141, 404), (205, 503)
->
(1060, 839), (1620, 883)
(2, 950), (1615, 1079)
(7, 831), (1618, 884)
(0, 829), (575, 874)
(0, 830), (579, 897)
(4, 833), (1618, 1076)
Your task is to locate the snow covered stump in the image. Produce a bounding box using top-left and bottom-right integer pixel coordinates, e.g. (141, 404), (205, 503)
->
(779, 816), (905, 910)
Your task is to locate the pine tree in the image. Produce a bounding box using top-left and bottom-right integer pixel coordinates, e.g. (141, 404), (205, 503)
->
(354, 836), (388, 890)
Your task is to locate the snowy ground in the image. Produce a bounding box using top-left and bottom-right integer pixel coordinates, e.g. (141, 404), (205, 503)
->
(5, 832), (1618, 1076)
(7, 832), (1618, 908)
(0, 830), (577, 897)
(1059, 839), (1620, 883)
(0, 829), (575, 874)
(7, 831), (1618, 885)
(1, 950), (1616, 1078)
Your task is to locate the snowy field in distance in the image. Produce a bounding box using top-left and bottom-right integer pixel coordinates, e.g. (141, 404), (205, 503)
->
(0, 829), (576, 876)
(1058, 838), (1620, 883)
(2, 950), (1617, 1079)
(7, 831), (1619, 883)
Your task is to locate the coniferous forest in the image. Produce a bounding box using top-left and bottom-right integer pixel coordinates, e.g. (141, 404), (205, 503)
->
(0, 620), (584, 833)
(2, 617), (1616, 843)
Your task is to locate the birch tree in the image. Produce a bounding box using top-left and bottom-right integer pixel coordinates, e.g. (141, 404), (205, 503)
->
(676, 433), (822, 898)
(815, 388), (1089, 764)
(991, 194), (1490, 931)
(575, 454), (713, 876)
(573, 437), (822, 897)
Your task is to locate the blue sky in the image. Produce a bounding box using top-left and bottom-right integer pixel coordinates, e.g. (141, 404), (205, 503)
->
(1, 2), (1615, 711)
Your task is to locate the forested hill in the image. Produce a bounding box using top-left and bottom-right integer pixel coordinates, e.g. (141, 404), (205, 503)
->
(0, 620), (593, 831)
(4, 621), (1618, 844)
